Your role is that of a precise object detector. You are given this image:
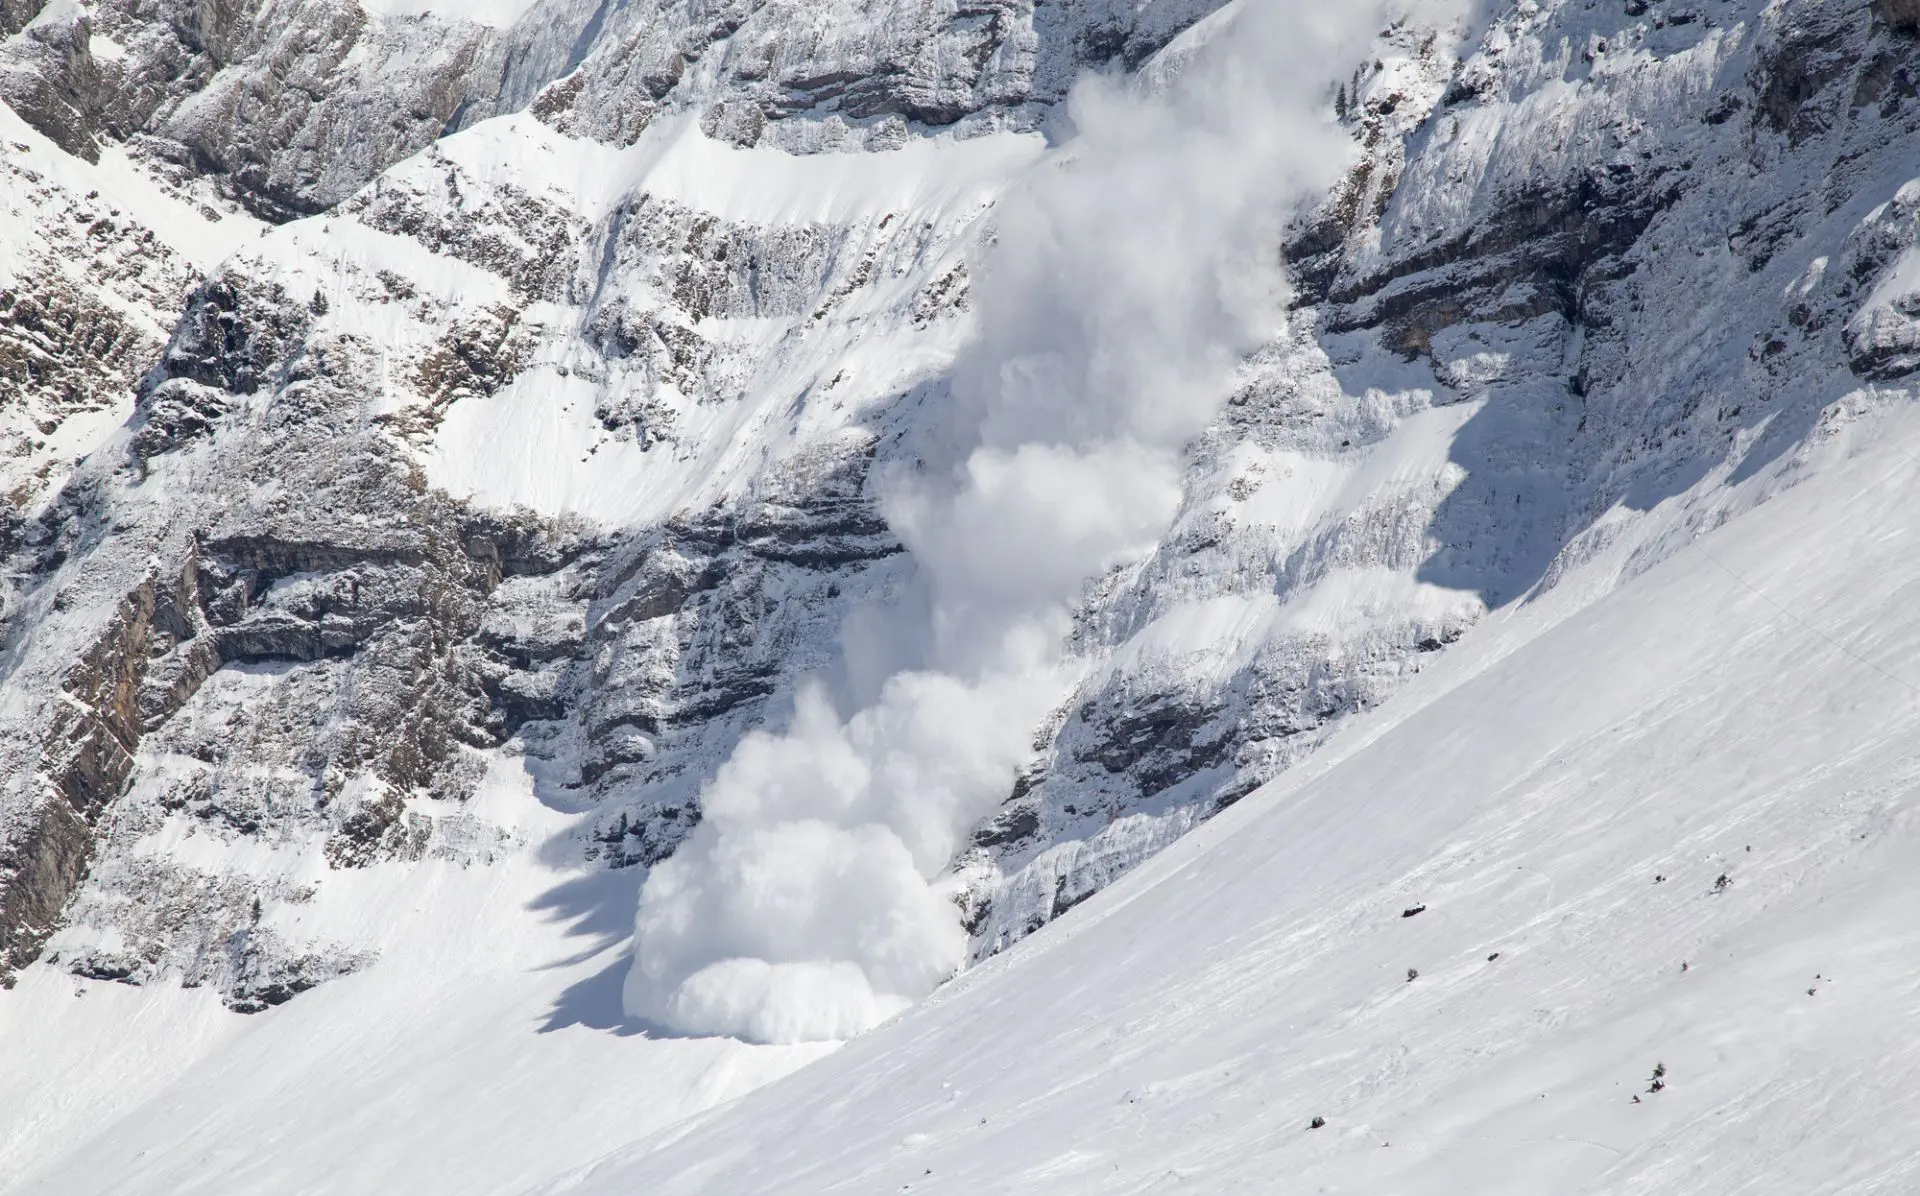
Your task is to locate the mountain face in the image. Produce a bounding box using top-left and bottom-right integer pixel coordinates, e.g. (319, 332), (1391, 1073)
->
(6, 0), (1920, 1187)
(0, 0), (1232, 1008)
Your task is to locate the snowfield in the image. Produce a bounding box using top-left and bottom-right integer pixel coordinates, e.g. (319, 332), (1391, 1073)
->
(0, 755), (832, 1194)
(416, 111), (1040, 529)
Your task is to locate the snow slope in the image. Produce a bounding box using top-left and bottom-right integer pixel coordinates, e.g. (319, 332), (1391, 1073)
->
(15, 305), (1920, 1196)
(535, 404), (1920, 1194)
(2, 754), (829, 1194)
(355, 0), (544, 29)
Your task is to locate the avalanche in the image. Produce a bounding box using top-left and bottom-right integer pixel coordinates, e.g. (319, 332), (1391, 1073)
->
(618, 0), (1462, 1047)
(8, 0), (1920, 1192)
(543, 397), (1920, 1196)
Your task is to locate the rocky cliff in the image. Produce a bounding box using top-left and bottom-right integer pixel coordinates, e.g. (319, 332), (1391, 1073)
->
(6, 0), (1920, 1034)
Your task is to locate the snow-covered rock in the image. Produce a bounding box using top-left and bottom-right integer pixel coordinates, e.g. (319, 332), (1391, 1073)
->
(8, 0), (1920, 1188)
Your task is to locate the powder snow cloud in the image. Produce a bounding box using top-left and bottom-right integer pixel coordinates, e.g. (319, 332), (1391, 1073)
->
(624, 0), (1474, 1045)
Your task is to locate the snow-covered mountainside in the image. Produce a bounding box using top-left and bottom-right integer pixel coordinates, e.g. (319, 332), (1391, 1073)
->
(6, 0), (1920, 1189)
(543, 396), (1920, 1196)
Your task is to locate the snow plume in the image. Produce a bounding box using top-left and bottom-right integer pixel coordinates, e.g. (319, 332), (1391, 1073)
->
(625, 0), (1459, 1045)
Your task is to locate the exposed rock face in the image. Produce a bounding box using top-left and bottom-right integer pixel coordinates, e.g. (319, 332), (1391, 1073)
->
(0, 125), (218, 525)
(0, 259), (587, 998)
(961, 0), (1920, 951)
(1880, 0), (1920, 34)
(10, 0), (1920, 1017)
(1, 0), (1227, 222)
(532, 0), (1221, 150)
(0, 4), (105, 160)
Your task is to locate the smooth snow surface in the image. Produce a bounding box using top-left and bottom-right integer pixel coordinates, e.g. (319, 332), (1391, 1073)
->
(13, 3), (1920, 1190)
(15, 404), (1920, 1195)
(0, 758), (830, 1196)
(544, 409), (1920, 1194)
